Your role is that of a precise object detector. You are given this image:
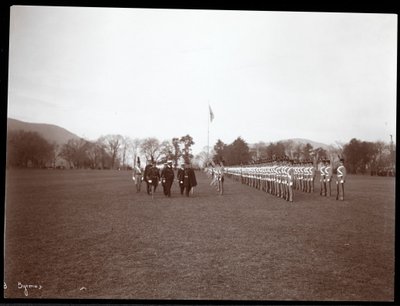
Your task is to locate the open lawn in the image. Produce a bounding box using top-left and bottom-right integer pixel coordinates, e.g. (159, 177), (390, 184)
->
(4, 169), (395, 301)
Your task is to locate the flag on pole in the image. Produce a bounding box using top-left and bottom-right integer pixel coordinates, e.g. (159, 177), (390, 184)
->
(209, 105), (214, 122)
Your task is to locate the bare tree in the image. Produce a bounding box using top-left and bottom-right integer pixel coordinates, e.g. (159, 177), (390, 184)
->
(100, 142), (112, 169)
(59, 138), (91, 169)
(85, 141), (105, 169)
(117, 136), (132, 170)
(140, 137), (161, 163)
(99, 135), (123, 169)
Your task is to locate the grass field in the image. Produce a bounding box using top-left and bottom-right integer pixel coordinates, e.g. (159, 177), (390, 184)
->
(4, 169), (395, 301)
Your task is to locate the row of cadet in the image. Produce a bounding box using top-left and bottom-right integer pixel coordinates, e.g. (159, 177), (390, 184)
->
(219, 158), (347, 201)
(132, 159), (197, 197)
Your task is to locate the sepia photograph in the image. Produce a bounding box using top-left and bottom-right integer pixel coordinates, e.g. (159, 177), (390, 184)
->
(3, 4), (397, 302)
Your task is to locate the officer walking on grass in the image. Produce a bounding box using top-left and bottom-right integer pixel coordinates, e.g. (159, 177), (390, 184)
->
(143, 159), (153, 195)
(177, 163), (185, 195)
(145, 160), (160, 195)
(161, 160), (175, 197)
(183, 163), (197, 197)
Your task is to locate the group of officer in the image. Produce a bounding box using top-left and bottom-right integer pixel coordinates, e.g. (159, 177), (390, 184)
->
(223, 157), (347, 202)
(132, 159), (197, 197)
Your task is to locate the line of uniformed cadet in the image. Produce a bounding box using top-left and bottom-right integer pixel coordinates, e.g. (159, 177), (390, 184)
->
(223, 157), (299, 202)
(222, 157), (346, 202)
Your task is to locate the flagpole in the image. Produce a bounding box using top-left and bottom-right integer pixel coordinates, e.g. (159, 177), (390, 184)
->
(207, 104), (210, 163)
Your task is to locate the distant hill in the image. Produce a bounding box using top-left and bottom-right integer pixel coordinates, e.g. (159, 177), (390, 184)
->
(7, 118), (81, 145)
(279, 138), (331, 150)
(250, 138), (331, 151)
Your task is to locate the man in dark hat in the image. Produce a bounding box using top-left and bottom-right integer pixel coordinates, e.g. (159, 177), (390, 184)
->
(143, 159), (153, 195)
(183, 163), (197, 197)
(336, 158), (347, 201)
(145, 160), (160, 195)
(177, 163), (185, 195)
(161, 160), (175, 197)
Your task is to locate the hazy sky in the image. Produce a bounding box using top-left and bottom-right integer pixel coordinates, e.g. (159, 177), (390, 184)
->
(8, 6), (397, 154)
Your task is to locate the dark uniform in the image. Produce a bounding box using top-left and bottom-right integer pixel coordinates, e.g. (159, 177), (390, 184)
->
(161, 161), (175, 197)
(143, 162), (153, 195)
(183, 164), (197, 197)
(145, 162), (160, 195)
(177, 164), (185, 195)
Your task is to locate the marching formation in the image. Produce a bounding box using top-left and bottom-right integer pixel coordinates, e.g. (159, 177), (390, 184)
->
(221, 157), (347, 202)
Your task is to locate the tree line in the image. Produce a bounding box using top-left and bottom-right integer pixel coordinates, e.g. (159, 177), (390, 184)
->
(6, 130), (195, 170)
(7, 129), (395, 175)
(210, 137), (327, 166)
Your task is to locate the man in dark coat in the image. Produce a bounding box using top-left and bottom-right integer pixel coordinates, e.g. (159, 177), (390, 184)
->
(145, 161), (160, 195)
(177, 164), (185, 195)
(143, 159), (153, 195)
(160, 162), (168, 189)
(161, 160), (175, 197)
(183, 163), (197, 197)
